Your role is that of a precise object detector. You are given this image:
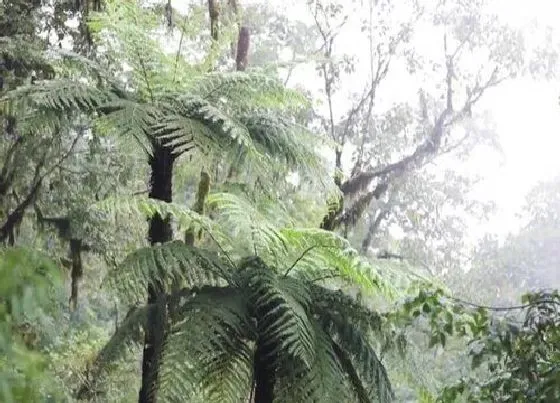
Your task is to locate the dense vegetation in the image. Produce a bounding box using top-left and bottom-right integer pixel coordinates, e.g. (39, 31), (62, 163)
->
(1, 0), (559, 402)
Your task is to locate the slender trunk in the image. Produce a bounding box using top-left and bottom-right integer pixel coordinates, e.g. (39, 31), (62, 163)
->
(320, 149), (343, 231)
(139, 145), (174, 403)
(236, 26), (250, 71)
(69, 238), (83, 311)
(253, 338), (275, 403)
(185, 170), (210, 245)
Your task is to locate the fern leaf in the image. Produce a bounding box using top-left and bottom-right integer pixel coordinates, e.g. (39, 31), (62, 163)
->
(275, 321), (351, 403)
(319, 309), (394, 402)
(76, 304), (150, 399)
(279, 228), (395, 297)
(107, 241), (230, 304)
(160, 286), (254, 403)
(207, 192), (289, 258)
(242, 262), (316, 369)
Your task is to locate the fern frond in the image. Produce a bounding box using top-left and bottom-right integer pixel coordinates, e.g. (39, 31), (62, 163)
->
(275, 321), (351, 403)
(318, 307), (394, 402)
(1, 80), (113, 114)
(91, 195), (216, 235)
(185, 71), (309, 112)
(156, 95), (256, 156)
(160, 286), (255, 403)
(107, 241), (230, 304)
(96, 98), (164, 154)
(240, 114), (320, 168)
(76, 305), (149, 399)
(279, 228), (395, 297)
(207, 192), (289, 258)
(242, 262), (316, 369)
(311, 286), (383, 335)
(0, 36), (53, 74)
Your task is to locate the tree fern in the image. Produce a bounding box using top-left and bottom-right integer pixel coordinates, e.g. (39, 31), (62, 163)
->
(93, 192), (396, 299)
(85, 241), (395, 402)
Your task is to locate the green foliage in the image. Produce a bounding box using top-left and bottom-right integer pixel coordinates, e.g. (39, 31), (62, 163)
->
(88, 241), (394, 402)
(440, 291), (560, 402)
(0, 247), (65, 402)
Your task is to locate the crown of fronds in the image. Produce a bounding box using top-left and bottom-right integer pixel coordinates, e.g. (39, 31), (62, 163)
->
(0, 57), (326, 181)
(89, 193), (395, 299)
(81, 242), (395, 402)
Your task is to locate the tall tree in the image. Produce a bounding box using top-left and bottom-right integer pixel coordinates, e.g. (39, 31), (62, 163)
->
(305, 0), (546, 241)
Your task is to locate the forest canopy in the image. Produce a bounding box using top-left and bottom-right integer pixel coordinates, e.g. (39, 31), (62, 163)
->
(1, 0), (559, 402)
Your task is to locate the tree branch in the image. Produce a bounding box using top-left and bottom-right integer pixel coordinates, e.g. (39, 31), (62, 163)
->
(0, 130), (82, 244)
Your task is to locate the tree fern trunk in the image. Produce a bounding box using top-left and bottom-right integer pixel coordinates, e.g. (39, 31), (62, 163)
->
(253, 338), (275, 403)
(69, 238), (83, 312)
(139, 145), (174, 403)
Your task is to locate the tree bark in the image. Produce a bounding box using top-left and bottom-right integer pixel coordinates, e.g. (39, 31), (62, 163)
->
(185, 170), (210, 245)
(236, 26), (250, 71)
(253, 338), (276, 403)
(138, 144), (174, 403)
(69, 238), (83, 312)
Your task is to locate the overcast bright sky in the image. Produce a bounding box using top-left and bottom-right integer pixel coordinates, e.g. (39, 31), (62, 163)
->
(277, 0), (560, 238)
(171, 0), (560, 238)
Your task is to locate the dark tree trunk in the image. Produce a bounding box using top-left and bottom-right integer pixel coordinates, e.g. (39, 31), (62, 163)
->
(253, 338), (276, 403)
(0, 179), (42, 245)
(236, 27), (250, 71)
(69, 238), (83, 312)
(139, 145), (174, 403)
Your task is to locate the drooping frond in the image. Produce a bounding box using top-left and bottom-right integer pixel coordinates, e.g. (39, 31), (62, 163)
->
(0, 80), (115, 138)
(310, 285), (383, 334)
(240, 113), (322, 172)
(0, 36), (53, 73)
(76, 305), (150, 400)
(155, 90), (325, 179)
(155, 94), (257, 156)
(207, 192), (289, 257)
(278, 228), (396, 297)
(274, 321), (351, 403)
(315, 297), (394, 402)
(1, 80), (114, 114)
(184, 71), (310, 113)
(107, 241), (231, 304)
(241, 258), (316, 369)
(90, 196), (217, 237)
(160, 286), (255, 403)
(96, 98), (164, 154)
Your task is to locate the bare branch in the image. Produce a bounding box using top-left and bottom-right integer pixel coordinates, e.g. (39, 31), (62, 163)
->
(361, 209), (389, 253)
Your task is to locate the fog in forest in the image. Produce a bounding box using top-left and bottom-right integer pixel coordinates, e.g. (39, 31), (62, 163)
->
(1, 0), (559, 401)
